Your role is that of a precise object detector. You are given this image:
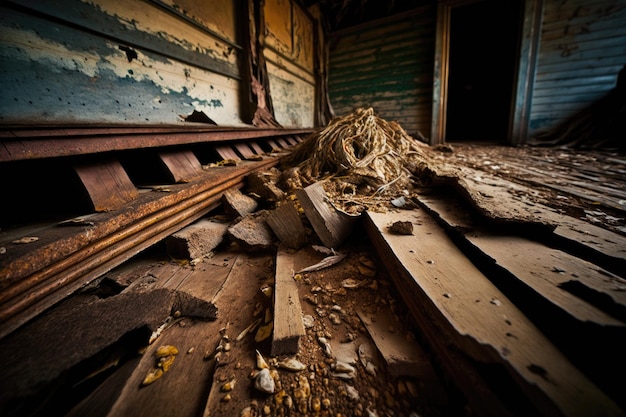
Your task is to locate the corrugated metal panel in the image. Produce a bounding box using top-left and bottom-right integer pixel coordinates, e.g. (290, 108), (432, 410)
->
(528, 0), (626, 134)
(0, 0), (245, 126)
(328, 7), (436, 138)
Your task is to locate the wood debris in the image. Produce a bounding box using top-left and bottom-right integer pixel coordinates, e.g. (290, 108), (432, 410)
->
(164, 218), (228, 261)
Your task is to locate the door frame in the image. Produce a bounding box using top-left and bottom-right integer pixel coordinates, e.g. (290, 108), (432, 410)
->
(430, 0), (543, 145)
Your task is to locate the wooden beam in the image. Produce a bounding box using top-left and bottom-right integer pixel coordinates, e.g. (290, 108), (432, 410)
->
(0, 126), (314, 162)
(271, 247), (306, 356)
(295, 182), (358, 248)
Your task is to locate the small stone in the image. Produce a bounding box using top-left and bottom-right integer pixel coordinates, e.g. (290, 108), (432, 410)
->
(278, 358), (306, 372)
(303, 314), (315, 328)
(311, 397), (321, 412)
(255, 368), (275, 394)
(328, 313), (341, 325)
(346, 385), (360, 401)
(388, 221), (413, 235)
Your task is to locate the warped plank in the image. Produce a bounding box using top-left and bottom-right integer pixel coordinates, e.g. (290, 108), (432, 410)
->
(364, 209), (623, 417)
(417, 194), (626, 325)
(430, 164), (626, 272)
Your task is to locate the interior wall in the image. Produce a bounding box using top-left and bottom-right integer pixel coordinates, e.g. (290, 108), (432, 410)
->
(528, 0), (626, 136)
(327, 6), (436, 139)
(0, 0), (319, 128)
(263, 0), (316, 128)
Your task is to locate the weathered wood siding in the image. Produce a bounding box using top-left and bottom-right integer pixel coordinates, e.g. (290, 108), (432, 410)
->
(264, 0), (316, 128)
(327, 7), (436, 139)
(0, 0), (318, 128)
(529, 0), (626, 134)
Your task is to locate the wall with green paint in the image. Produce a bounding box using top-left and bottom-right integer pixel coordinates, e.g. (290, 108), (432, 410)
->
(327, 6), (436, 139)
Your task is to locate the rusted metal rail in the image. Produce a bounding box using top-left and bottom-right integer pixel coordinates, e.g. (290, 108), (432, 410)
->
(0, 126), (311, 339)
(0, 125), (312, 161)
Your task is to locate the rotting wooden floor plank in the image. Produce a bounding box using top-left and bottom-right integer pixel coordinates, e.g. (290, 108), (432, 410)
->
(417, 194), (626, 325)
(202, 252), (276, 417)
(364, 208), (624, 417)
(69, 250), (269, 417)
(429, 164), (626, 272)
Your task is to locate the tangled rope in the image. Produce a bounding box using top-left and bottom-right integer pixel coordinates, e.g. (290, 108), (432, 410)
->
(283, 107), (431, 193)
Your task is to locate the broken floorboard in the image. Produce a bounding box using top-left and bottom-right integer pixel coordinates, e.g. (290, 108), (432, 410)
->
(62, 251), (273, 417)
(364, 208), (624, 417)
(415, 192), (626, 407)
(427, 164), (626, 275)
(0, 251), (244, 417)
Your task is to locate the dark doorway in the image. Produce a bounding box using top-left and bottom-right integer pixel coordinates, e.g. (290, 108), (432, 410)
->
(445, 0), (522, 143)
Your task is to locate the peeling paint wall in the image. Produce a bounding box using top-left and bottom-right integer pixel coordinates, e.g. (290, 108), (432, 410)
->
(528, 0), (626, 134)
(264, 0), (316, 128)
(0, 0), (245, 125)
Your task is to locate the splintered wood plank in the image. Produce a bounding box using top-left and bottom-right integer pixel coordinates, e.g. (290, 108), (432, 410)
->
(271, 247), (306, 356)
(221, 188), (259, 218)
(417, 194), (626, 326)
(432, 164), (626, 270)
(71, 251), (256, 417)
(357, 308), (439, 380)
(214, 144), (240, 161)
(266, 202), (307, 249)
(364, 209), (623, 417)
(295, 182), (359, 248)
(165, 218), (229, 261)
(158, 150), (203, 183)
(74, 158), (138, 212)
(227, 210), (276, 250)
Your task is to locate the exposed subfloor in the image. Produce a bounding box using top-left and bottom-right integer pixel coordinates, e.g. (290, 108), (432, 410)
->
(1, 143), (624, 417)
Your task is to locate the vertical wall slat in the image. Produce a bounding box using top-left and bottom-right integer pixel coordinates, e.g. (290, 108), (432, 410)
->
(528, 0), (626, 135)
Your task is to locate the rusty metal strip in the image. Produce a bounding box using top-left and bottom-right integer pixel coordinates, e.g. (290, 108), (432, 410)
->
(0, 127), (314, 161)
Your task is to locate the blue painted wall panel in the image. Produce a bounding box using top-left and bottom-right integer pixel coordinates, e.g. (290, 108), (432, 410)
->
(529, 0), (626, 135)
